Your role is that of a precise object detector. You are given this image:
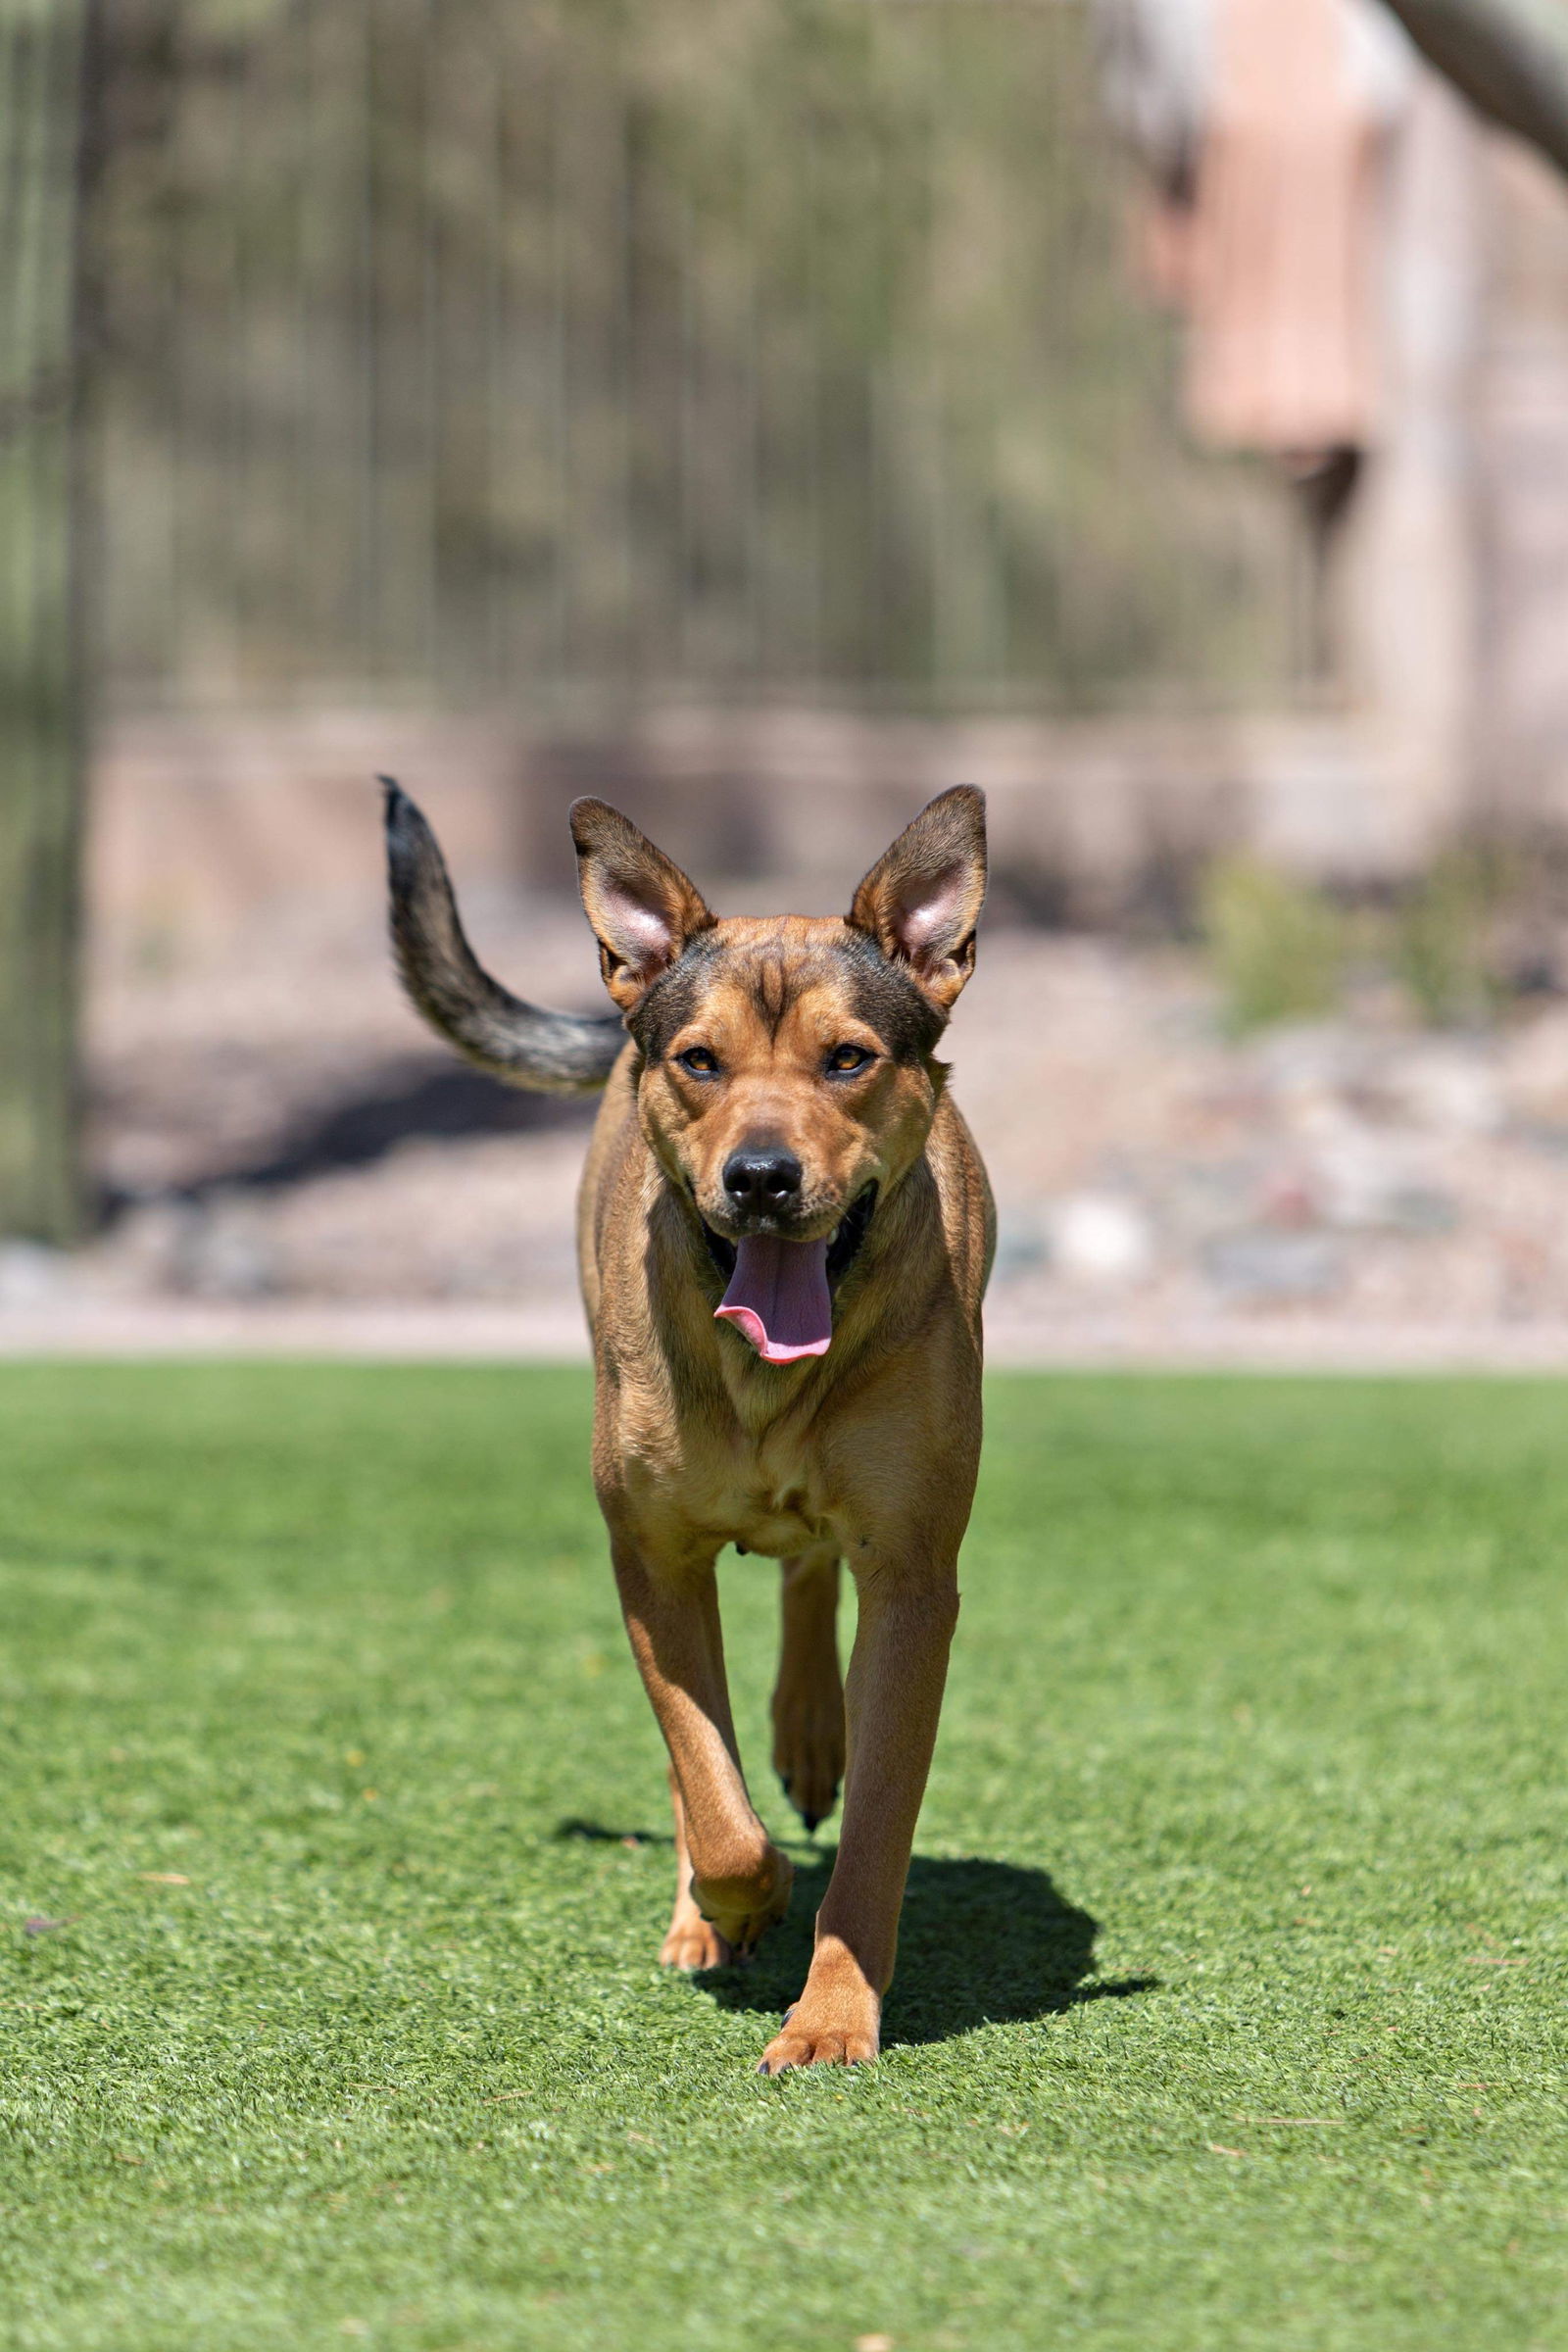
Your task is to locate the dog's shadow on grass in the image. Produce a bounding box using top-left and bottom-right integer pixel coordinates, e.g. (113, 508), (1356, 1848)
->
(557, 1824), (1154, 2048)
(714, 1851), (1154, 2047)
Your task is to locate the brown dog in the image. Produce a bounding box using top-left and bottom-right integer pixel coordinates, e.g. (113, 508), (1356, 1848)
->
(383, 781), (994, 2071)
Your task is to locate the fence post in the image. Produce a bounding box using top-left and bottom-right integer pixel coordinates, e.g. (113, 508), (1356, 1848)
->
(0, 0), (98, 1246)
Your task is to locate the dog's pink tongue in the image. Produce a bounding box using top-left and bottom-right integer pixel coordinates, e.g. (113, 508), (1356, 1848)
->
(715, 1236), (832, 1364)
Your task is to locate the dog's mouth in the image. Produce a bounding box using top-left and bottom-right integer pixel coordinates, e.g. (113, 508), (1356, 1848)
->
(700, 1184), (878, 1366)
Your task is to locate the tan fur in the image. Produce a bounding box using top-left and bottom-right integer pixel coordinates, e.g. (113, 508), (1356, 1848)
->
(386, 783), (994, 2071)
(573, 800), (992, 2072)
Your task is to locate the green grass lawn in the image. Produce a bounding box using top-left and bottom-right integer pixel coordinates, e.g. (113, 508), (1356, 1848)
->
(1, 1364), (1564, 2352)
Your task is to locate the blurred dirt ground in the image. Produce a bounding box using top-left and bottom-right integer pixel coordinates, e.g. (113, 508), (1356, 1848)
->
(11, 865), (1568, 1367)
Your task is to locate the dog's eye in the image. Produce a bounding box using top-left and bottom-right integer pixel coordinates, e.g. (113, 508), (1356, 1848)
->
(827, 1044), (873, 1075)
(676, 1046), (720, 1076)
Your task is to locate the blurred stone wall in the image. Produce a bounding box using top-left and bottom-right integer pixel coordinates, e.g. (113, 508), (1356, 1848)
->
(87, 697), (1462, 976)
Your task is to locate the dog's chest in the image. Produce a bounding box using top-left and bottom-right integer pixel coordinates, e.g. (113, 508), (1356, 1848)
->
(732, 1487), (829, 1558)
(722, 1430), (833, 1558)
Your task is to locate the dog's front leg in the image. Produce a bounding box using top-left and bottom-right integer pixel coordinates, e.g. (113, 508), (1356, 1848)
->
(611, 1537), (795, 1959)
(758, 1551), (958, 2072)
(661, 1764), (730, 1970)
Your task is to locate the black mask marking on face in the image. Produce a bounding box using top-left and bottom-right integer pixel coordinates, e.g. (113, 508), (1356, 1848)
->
(629, 933), (723, 1062)
(826, 1182), (878, 1277)
(837, 931), (946, 1063)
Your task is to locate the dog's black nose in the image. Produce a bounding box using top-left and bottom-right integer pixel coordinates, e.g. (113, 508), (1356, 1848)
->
(722, 1148), (803, 1211)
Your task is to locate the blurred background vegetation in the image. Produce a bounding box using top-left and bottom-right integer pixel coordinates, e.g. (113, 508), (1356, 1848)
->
(92, 0), (1294, 710)
(9, 0), (1568, 1269)
(6, 0), (1309, 1245)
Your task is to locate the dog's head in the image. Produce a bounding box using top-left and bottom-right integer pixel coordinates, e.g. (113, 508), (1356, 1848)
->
(573, 789), (986, 1359)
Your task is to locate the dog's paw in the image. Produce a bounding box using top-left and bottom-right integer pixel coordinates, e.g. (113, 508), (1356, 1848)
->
(660, 1908), (731, 1972)
(756, 1989), (880, 2073)
(771, 1688), (845, 1833)
(692, 1844), (795, 1956)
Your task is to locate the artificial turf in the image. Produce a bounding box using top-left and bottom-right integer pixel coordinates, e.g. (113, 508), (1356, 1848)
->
(0, 1361), (1564, 2351)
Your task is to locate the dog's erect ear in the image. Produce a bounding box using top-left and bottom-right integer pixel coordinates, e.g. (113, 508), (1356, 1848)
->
(569, 798), (715, 1013)
(848, 785), (987, 1009)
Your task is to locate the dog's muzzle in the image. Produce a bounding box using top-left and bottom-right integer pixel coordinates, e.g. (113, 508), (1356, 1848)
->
(701, 1185), (879, 1366)
(700, 1183), (877, 1286)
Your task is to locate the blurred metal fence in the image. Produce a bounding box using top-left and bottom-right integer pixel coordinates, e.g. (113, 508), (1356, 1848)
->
(93, 0), (1297, 713)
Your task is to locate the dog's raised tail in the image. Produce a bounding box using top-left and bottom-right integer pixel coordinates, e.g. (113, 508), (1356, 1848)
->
(382, 779), (624, 1096)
